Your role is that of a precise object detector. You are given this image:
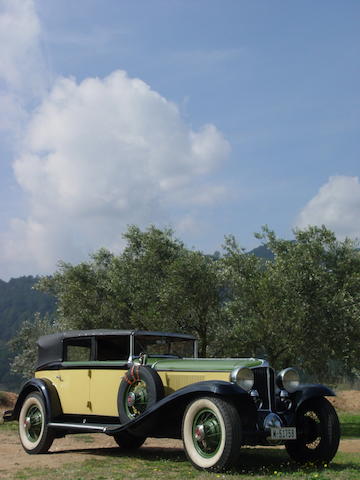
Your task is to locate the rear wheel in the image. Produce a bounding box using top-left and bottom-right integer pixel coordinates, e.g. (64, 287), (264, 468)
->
(285, 397), (340, 464)
(182, 396), (242, 472)
(18, 392), (54, 454)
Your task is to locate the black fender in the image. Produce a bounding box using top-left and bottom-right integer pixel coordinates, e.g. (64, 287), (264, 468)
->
(293, 384), (335, 411)
(108, 380), (256, 438)
(10, 378), (63, 422)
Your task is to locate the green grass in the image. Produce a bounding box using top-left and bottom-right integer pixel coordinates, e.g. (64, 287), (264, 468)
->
(0, 420), (17, 431)
(2, 412), (360, 479)
(72, 433), (96, 443)
(338, 412), (360, 438)
(9, 449), (360, 480)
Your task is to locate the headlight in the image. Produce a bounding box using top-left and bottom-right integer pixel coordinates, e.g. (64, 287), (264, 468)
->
(276, 368), (300, 393)
(230, 366), (254, 391)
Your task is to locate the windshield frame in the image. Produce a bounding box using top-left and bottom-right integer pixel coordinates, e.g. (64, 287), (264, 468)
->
(129, 332), (198, 361)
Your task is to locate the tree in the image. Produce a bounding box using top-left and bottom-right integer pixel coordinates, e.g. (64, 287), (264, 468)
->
(17, 223), (360, 382)
(159, 250), (225, 356)
(108, 225), (185, 330)
(9, 313), (58, 379)
(222, 226), (360, 378)
(35, 226), (225, 357)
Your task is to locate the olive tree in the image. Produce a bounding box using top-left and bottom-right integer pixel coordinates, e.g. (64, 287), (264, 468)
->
(159, 250), (225, 357)
(35, 226), (224, 356)
(222, 226), (360, 378)
(9, 313), (58, 379)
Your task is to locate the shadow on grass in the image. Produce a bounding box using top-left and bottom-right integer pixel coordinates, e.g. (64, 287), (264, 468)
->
(47, 444), (359, 475)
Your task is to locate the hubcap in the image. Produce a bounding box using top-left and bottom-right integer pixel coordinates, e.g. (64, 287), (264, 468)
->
(127, 391), (136, 407)
(194, 424), (205, 441)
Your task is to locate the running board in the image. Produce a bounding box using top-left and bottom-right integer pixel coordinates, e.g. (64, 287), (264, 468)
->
(47, 422), (121, 433)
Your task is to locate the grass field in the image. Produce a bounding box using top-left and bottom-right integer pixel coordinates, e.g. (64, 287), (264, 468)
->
(9, 449), (360, 480)
(1, 412), (360, 480)
(338, 412), (360, 438)
(1, 401), (359, 480)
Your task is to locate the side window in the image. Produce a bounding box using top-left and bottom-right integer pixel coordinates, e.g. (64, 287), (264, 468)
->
(64, 338), (92, 362)
(96, 336), (130, 361)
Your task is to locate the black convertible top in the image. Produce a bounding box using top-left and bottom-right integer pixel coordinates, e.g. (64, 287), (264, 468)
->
(36, 329), (196, 369)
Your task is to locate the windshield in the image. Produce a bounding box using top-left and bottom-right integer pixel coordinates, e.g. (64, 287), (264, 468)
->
(134, 335), (195, 358)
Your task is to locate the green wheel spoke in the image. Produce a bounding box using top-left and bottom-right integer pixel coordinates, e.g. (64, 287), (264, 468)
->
(125, 380), (149, 418)
(24, 405), (43, 443)
(193, 408), (222, 458)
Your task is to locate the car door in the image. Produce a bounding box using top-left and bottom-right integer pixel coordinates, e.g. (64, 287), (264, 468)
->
(54, 338), (92, 415)
(89, 335), (130, 416)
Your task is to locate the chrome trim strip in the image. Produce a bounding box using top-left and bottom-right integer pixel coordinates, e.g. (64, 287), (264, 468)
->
(128, 333), (134, 363)
(266, 367), (272, 412)
(154, 369), (238, 373)
(194, 340), (199, 358)
(48, 422), (108, 432)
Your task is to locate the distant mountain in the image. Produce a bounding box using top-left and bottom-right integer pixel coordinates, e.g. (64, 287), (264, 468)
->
(248, 245), (274, 260)
(0, 276), (56, 341)
(0, 276), (56, 391)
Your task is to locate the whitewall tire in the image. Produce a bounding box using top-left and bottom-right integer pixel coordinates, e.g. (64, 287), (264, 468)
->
(19, 392), (54, 454)
(182, 396), (242, 472)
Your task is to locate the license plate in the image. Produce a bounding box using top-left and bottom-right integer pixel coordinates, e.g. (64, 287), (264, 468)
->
(270, 427), (297, 440)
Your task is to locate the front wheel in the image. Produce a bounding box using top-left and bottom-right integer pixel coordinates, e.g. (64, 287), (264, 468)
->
(18, 392), (54, 454)
(286, 397), (340, 464)
(182, 396), (242, 472)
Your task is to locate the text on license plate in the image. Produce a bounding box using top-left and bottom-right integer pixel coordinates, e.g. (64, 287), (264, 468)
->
(270, 427), (297, 440)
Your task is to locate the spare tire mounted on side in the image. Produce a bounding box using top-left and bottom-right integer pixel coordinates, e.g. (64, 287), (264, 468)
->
(117, 365), (164, 424)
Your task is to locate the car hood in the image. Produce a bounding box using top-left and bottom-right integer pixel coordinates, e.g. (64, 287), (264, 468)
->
(150, 358), (264, 371)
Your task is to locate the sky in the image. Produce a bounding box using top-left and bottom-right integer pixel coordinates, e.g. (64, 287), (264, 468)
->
(0, 0), (359, 279)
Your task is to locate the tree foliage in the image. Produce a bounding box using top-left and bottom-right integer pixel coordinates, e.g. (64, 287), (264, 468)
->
(35, 226), (223, 355)
(9, 224), (360, 383)
(222, 226), (360, 378)
(0, 276), (56, 390)
(9, 313), (58, 379)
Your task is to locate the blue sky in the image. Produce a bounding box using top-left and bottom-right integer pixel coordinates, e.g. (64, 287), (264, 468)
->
(0, 0), (359, 279)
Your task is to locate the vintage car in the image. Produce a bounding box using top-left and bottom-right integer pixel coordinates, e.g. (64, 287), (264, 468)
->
(4, 329), (340, 471)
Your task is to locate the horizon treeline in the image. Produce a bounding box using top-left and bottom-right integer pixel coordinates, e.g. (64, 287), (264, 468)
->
(2, 224), (360, 390)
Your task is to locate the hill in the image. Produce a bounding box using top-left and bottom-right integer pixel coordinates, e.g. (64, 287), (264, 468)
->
(248, 244), (274, 260)
(0, 276), (56, 341)
(0, 276), (56, 390)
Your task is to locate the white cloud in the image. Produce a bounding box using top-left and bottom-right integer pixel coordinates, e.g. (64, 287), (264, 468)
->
(0, 0), (48, 96)
(0, 0), (50, 141)
(1, 70), (230, 277)
(295, 176), (360, 239)
(0, 2), (230, 278)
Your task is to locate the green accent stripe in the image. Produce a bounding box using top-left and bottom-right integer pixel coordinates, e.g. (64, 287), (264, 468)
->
(62, 361), (127, 368)
(53, 358), (263, 372)
(151, 358), (263, 372)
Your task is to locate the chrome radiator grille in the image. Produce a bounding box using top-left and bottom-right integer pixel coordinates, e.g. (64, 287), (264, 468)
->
(252, 366), (275, 411)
